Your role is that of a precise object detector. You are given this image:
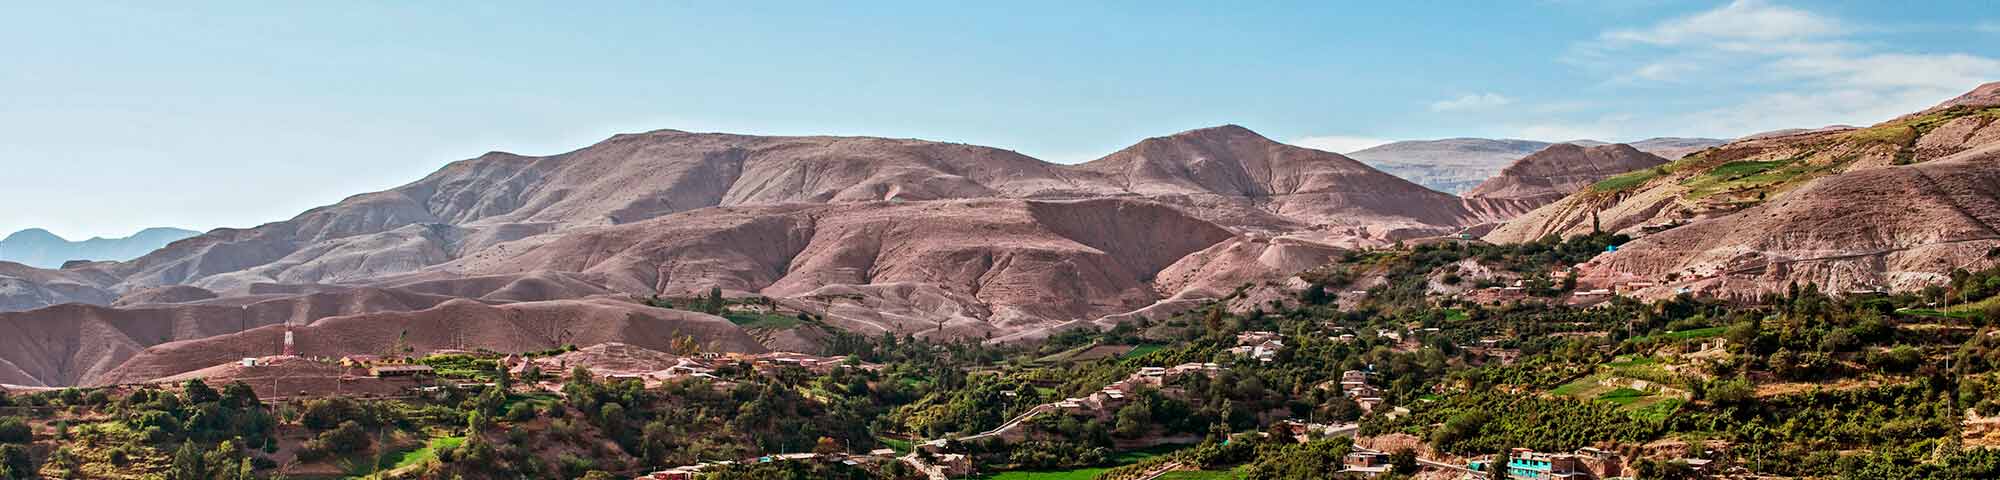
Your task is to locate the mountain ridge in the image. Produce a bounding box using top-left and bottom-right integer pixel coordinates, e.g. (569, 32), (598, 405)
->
(0, 227), (199, 269)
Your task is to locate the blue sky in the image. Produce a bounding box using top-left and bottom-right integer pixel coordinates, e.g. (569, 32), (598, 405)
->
(3, 1), (1997, 239)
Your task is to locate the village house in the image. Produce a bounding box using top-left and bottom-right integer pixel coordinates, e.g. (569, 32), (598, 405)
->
(339, 354), (387, 368)
(1236, 331), (1282, 345)
(1471, 448), (1625, 480)
(1340, 451), (1391, 477)
(934, 454), (975, 477)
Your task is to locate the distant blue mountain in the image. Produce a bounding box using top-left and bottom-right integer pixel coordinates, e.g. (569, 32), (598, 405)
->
(0, 227), (200, 269)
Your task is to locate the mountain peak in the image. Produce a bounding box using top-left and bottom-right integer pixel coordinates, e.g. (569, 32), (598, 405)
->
(3, 228), (63, 243)
(1158, 124), (1270, 142)
(0, 227), (200, 269)
(1932, 81), (2000, 111)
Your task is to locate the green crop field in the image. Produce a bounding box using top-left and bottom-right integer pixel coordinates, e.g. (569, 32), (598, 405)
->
(973, 469), (1111, 480)
(1592, 168), (1663, 192)
(1158, 469), (1247, 479)
(724, 312), (804, 330)
(1596, 387), (1649, 406)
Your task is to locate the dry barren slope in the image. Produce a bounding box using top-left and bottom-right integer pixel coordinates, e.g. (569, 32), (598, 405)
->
(84, 131), (1098, 294)
(1588, 141), (2000, 296)
(435, 198), (1236, 337)
(0, 285), (476, 387)
(93, 298), (765, 386)
(1077, 125), (1475, 235)
(78, 125), (1471, 298)
(0, 261), (116, 312)
(1496, 82), (2000, 295)
(1490, 82), (2000, 244)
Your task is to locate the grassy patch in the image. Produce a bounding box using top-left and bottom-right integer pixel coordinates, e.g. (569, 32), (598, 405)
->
(417, 354), (500, 380)
(1679, 159), (1825, 201)
(1628, 326), (1728, 343)
(384, 436), (464, 473)
(1592, 168), (1664, 192)
(973, 469), (1112, 480)
(1158, 469), (1247, 480)
(1125, 344), (1166, 359)
(1844, 123), (1919, 147)
(1035, 344), (1097, 364)
(878, 436), (914, 455)
(1443, 308), (1470, 322)
(1706, 160), (1789, 178)
(1899, 307), (1983, 320)
(1628, 398), (1684, 422)
(1596, 388), (1650, 406)
(724, 312), (804, 330)
(1550, 375), (1603, 398)
(1604, 356), (1658, 368)
(975, 446), (1181, 479)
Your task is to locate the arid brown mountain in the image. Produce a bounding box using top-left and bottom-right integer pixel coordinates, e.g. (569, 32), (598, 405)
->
(434, 198), (1236, 337)
(6, 124), (1498, 385)
(75, 125), (1459, 297)
(0, 227), (199, 269)
(1078, 125), (1475, 235)
(1584, 141), (2000, 298)
(1460, 143), (1668, 218)
(1496, 81), (2000, 296)
(1346, 137), (1723, 194)
(1491, 83), (2000, 244)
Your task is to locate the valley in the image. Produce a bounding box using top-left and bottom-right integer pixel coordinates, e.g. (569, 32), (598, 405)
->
(0, 53), (1997, 478)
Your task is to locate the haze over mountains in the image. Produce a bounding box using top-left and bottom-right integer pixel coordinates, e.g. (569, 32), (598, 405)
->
(0, 227), (197, 269)
(4, 82), (1997, 389)
(1347, 137), (1725, 194)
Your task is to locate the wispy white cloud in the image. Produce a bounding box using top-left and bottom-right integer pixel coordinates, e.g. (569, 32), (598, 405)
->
(1574, 0), (2000, 136)
(1601, 0), (1843, 47)
(1980, 21), (2000, 33)
(1430, 93), (1514, 112)
(1631, 61), (1697, 81)
(1288, 135), (1392, 154)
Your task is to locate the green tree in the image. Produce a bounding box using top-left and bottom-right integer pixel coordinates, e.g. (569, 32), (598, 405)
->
(183, 379), (220, 404)
(704, 286), (725, 314)
(0, 418), (27, 444)
(1390, 448), (1419, 475)
(1114, 402), (1151, 438)
(169, 441), (205, 480)
(221, 381), (259, 408)
(0, 444), (30, 480)
(1488, 449), (1511, 478)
